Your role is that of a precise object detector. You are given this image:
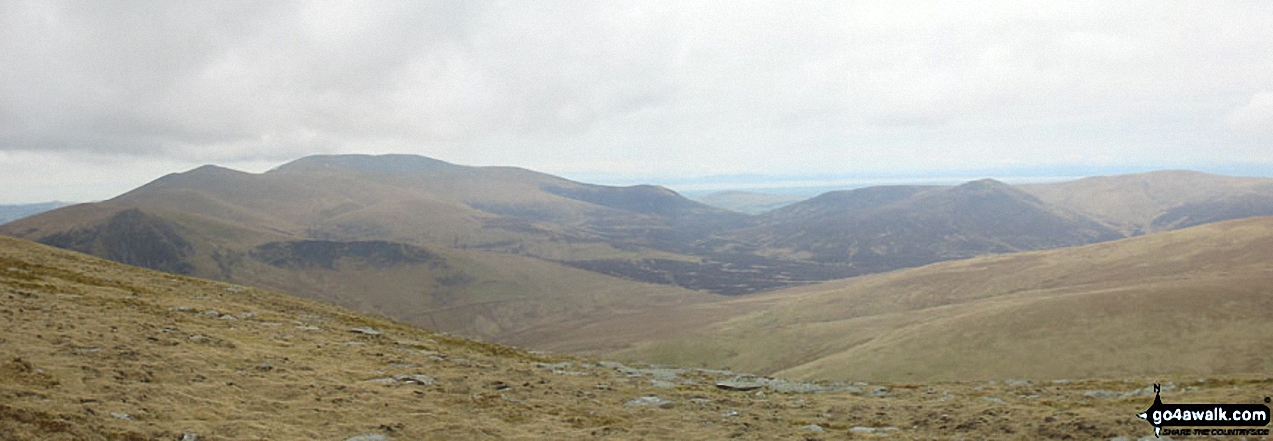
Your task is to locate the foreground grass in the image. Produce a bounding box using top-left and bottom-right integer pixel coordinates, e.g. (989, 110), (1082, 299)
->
(1, 236), (1267, 440)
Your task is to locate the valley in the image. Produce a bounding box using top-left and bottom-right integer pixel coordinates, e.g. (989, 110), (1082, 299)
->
(4, 156), (1273, 385)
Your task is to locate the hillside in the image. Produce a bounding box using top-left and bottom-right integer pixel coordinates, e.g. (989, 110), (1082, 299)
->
(1020, 170), (1273, 235)
(611, 216), (1273, 383)
(0, 202), (714, 344)
(9, 157), (1273, 360)
(12, 158), (1273, 303)
(3, 235), (1239, 440)
(730, 179), (1121, 268)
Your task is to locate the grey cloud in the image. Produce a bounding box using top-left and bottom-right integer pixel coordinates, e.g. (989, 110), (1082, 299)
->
(1, 0), (1272, 178)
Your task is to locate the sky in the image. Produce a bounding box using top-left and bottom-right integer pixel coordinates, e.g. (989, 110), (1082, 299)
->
(2, 1), (1272, 203)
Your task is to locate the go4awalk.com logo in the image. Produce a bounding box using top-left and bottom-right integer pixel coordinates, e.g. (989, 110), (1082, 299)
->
(1136, 383), (1270, 437)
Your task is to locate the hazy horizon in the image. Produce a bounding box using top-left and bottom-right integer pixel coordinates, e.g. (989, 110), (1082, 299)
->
(6, 153), (1273, 204)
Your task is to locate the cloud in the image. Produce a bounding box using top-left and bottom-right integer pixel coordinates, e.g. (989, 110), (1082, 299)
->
(1229, 92), (1273, 136)
(1, 0), (1273, 203)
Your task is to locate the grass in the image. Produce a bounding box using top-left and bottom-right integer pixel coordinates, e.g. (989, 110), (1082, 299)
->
(6, 235), (1269, 439)
(603, 216), (1273, 383)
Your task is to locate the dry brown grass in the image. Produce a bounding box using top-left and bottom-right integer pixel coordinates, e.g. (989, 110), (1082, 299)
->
(7, 236), (1265, 440)
(604, 217), (1273, 383)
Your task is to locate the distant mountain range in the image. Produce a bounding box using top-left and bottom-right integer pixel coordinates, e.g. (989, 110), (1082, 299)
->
(5, 154), (1273, 350)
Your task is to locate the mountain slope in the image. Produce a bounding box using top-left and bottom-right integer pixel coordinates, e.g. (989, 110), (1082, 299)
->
(614, 216), (1273, 382)
(1020, 170), (1273, 234)
(15, 157), (1273, 301)
(732, 179), (1122, 269)
(0, 202), (715, 344)
(4, 234), (1222, 440)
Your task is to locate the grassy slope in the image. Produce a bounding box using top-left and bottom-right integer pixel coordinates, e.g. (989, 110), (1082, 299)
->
(614, 217), (1273, 382)
(0, 200), (716, 346)
(6, 235), (1271, 440)
(1019, 170), (1273, 234)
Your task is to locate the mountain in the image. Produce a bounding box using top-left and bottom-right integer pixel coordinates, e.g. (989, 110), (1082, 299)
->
(694, 190), (805, 214)
(0, 202), (69, 225)
(609, 216), (1273, 382)
(0, 158), (722, 342)
(2, 235), (1261, 440)
(9, 155), (1273, 356)
(728, 179), (1122, 270)
(1020, 170), (1273, 235)
(14, 158), (1273, 300)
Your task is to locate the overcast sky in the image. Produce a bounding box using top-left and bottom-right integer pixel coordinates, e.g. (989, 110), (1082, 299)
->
(2, 1), (1272, 203)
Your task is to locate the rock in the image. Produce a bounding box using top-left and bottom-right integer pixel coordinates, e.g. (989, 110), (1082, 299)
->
(179, 433), (199, 441)
(536, 361), (586, 375)
(851, 426), (900, 435)
(367, 375), (434, 386)
(765, 379), (834, 394)
(201, 310), (220, 317)
(982, 397), (1006, 404)
(1083, 390), (1121, 399)
(169, 306), (195, 313)
(295, 325), (320, 331)
(650, 380), (676, 389)
(598, 361), (629, 370)
(1005, 379), (1031, 387)
(395, 340), (429, 348)
(715, 378), (763, 392)
(640, 367), (686, 381)
(397, 374), (434, 385)
(801, 424), (825, 432)
(721, 410), (739, 417)
(625, 395), (674, 409)
(349, 326), (381, 336)
(1125, 382), (1174, 398)
(344, 435), (390, 441)
(109, 412), (132, 421)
